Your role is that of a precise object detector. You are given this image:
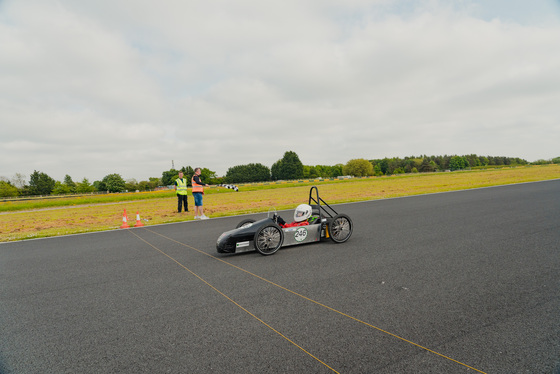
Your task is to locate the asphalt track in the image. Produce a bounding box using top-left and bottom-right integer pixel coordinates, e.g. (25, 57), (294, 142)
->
(1, 180), (559, 374)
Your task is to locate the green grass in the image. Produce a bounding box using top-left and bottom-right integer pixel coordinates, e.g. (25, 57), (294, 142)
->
(1, 165), (558, 242)
(0, 190), (174, 212)
(0, 177), (351, 213)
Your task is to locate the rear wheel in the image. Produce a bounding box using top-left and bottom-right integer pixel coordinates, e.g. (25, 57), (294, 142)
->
(254, 223), (284, 255)
(328, 214), (353, 243)
(236, 219), (256, 228)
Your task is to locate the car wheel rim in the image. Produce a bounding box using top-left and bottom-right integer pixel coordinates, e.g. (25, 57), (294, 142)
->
(257, 227), (281, 250)
(332, 218), (350, 240)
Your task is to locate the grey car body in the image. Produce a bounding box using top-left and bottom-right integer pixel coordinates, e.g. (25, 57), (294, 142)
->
(216, 187), (353, 256)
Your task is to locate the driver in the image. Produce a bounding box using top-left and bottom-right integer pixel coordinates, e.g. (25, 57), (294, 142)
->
(276, 204), (317, 228)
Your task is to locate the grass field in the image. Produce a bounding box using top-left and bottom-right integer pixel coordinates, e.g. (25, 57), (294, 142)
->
(1, 165), (558, 242)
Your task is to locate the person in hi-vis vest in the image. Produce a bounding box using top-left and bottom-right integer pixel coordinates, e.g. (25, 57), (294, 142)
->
(174, 171), (189, 213)
(192, 167), (209, 219)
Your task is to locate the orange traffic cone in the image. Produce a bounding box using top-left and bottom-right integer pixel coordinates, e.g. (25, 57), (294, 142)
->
(134, 211), (144, 227)
(120, 209), (130, 229)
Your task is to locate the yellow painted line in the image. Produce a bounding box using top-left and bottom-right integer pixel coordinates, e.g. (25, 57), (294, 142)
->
(127, 229), (340, 374)
(142, 227), (487, 374)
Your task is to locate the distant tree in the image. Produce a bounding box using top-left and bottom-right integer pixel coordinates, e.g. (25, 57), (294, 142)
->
(369, 154), (528, 174)
(102, 174), (126, 193)
(513, 158), (528, 165)
(306, 164), (344, 178)
(303, 165), (323, 179)
(433, 156), (445, 170)
(387, 158), (403, 175)
(343, 159), (374, 177)
(162, 169), (179, 186)
(0, 180), (18, 197)
(308, 166), (319, 179)
(137, 181), (150, 191)
(11, 173), (27, 189)
(552, 156), (560, 164)
(449, 156), (469, 171)
(76, 178), (96, 193)
(464, 154), (480, 167)
(52, 181), (72, 195)
(271, 161), (280, 180)
(63, 175), (76, 193)
(148, 177), (161, 189)
(225, 163), (271, 183)
(419, 158), (435, 172)
(331, 164), (344, 177)
(199, 167), (218, 184)
(93, 180), (105, 191)
(271, 151), (304, 180)
(125, 179), (138, 192)
(378, 159), (389, 175)
(29, 170), (55, 195)
(403, 157), (422, 173)
(489, 156), (506, 166)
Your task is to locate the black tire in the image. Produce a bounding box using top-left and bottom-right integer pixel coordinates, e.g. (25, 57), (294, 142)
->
(328, 214), (353, 243)
(254, 223), (284, 255)
(236, 219), (256, 229)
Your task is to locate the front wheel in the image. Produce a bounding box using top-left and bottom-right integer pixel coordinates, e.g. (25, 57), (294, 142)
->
(254, 223), (284, 255)
(328, 214), (353, 243)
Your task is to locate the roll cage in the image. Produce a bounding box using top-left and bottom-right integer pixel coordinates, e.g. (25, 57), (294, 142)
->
(308, 186), (339, 220)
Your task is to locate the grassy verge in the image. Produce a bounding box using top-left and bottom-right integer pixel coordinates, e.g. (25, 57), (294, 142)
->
(0, 190), (174, 212)
(1, 165), (558, 242)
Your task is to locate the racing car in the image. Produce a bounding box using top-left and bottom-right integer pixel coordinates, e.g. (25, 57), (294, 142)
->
(216, 186), (353, 255)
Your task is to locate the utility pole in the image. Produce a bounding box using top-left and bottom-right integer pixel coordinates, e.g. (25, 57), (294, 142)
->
(172, 160), (175, 169)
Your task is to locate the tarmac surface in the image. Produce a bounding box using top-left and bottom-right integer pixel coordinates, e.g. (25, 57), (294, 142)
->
(1, 180), (559, 374)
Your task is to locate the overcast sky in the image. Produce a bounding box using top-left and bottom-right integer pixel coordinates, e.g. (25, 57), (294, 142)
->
(1, 0), (559, 182)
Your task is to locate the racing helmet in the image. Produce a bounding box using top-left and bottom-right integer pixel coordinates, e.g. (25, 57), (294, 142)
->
(294, 204), (312, 222)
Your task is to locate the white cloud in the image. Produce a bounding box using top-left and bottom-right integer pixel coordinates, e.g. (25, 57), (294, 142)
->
(1, 0), (559, 182)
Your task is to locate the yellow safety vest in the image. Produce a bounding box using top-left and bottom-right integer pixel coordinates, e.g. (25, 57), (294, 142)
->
(176, 178), (188, 195)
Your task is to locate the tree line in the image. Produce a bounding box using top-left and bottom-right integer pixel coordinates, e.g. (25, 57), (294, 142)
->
(1, 152), (558, 197)
(0, 167), (219, 197)
(369, 154), (534, 176)
(225, 152), (550, 181)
